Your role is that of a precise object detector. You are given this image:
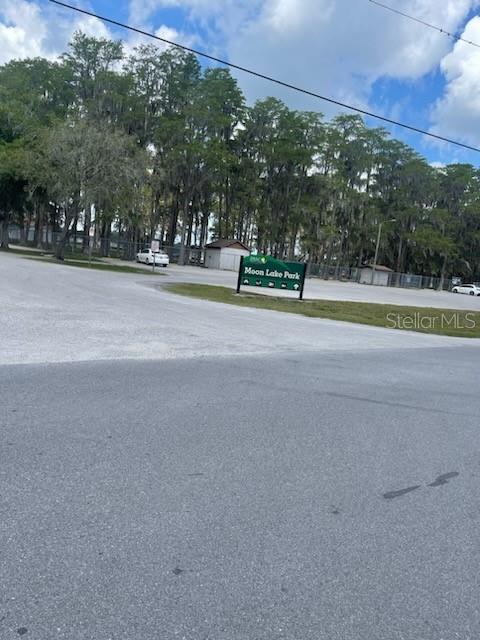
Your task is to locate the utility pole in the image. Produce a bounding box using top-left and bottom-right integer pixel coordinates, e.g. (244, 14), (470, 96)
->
(371, 222), (383, 285)
(371, 218), (395, 285)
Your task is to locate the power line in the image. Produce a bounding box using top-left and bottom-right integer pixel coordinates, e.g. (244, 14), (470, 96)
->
(49, 0), (480, 154)
(369, 0), (480, 50)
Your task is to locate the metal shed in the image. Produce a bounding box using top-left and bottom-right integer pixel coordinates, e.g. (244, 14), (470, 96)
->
(359, 265), (393, 286)
(204, 239), (250, 271)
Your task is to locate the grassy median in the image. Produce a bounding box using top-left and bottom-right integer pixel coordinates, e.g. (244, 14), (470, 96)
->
(165, 283), (480, 338)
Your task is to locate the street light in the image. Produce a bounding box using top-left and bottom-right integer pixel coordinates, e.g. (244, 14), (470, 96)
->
(371, 218), (396, 284)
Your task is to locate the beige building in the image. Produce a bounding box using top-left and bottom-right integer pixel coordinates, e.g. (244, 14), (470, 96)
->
(359, 265), (393, 286)
(204, 239), (250, 271)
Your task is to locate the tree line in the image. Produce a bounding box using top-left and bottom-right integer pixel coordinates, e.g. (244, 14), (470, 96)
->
(1, 32), (479, 282)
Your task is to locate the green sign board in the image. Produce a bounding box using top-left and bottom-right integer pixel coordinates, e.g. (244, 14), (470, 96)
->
(237, 255), (307, 299)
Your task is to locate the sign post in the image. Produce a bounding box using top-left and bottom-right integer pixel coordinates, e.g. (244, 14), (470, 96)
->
(236, 255), (244, 294)
(151, 240), (160, 272)
(237, 255), (307, 300)
(299, 262), (307, 300)
(88, 225), (95, 265)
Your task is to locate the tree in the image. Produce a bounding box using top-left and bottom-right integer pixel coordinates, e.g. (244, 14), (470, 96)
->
(0, 139), (27, 249)
(62, 32), (124, 122)
(29, 120), (146, 259)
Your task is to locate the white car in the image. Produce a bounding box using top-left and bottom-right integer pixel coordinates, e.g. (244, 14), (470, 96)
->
(136, 248), (169, 267)
(452, 283), (480, 296)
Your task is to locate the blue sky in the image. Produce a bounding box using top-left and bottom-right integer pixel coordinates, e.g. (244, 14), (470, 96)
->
(2, 0), (480, 166)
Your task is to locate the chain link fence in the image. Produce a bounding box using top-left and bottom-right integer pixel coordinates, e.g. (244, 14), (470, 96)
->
(7, 227), (206, 265)
(306, 263), (454, 291)
(8, 226), (460, 290)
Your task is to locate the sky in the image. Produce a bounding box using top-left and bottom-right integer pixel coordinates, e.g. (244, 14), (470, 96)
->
(1, 0), (480, 166)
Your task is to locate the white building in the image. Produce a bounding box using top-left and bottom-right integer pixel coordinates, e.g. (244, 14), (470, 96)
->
(359, 265), (393, 286)
(204, 239), (250, 271)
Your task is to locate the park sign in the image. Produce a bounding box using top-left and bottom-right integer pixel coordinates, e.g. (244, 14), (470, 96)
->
(237, 255), (307, 299)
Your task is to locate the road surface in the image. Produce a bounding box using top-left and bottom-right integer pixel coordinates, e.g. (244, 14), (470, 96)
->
(1, 252), (479, 639)
(2, 349), (479, 640)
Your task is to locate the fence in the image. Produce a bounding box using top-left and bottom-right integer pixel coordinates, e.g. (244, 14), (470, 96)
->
(77, 238), (205, 265)
(306, 263), (454, 291)
(8, 227), (458, 291)
(8, 228), (205, 265)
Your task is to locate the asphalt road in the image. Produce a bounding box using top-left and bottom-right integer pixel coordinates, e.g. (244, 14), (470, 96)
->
(2, 348), (479, 640)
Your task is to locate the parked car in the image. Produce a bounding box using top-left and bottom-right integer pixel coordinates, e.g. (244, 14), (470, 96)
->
(452, 283), (480, 296)
(136, 248), (169, 267)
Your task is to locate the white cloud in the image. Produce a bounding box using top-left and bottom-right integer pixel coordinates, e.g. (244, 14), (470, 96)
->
(121, 23), (198, 61)
(430, 16), (480, 148)
(128, 0), (261, 31)
(129, 0), (164, 24)
(126, 0), (476, 110)
(225, 0), (477, 112)
(0, 0), (48, 63)
(0, 0), (112, 64)
(0, 0), (196, 69)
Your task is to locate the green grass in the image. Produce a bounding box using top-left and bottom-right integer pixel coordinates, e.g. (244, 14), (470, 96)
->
(5, 246), (52, 257)
(61, 252), (103, 262)
(27, 256), (165, 275)
(5, 246), (104, 262)
(165, 283), (480, 338)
